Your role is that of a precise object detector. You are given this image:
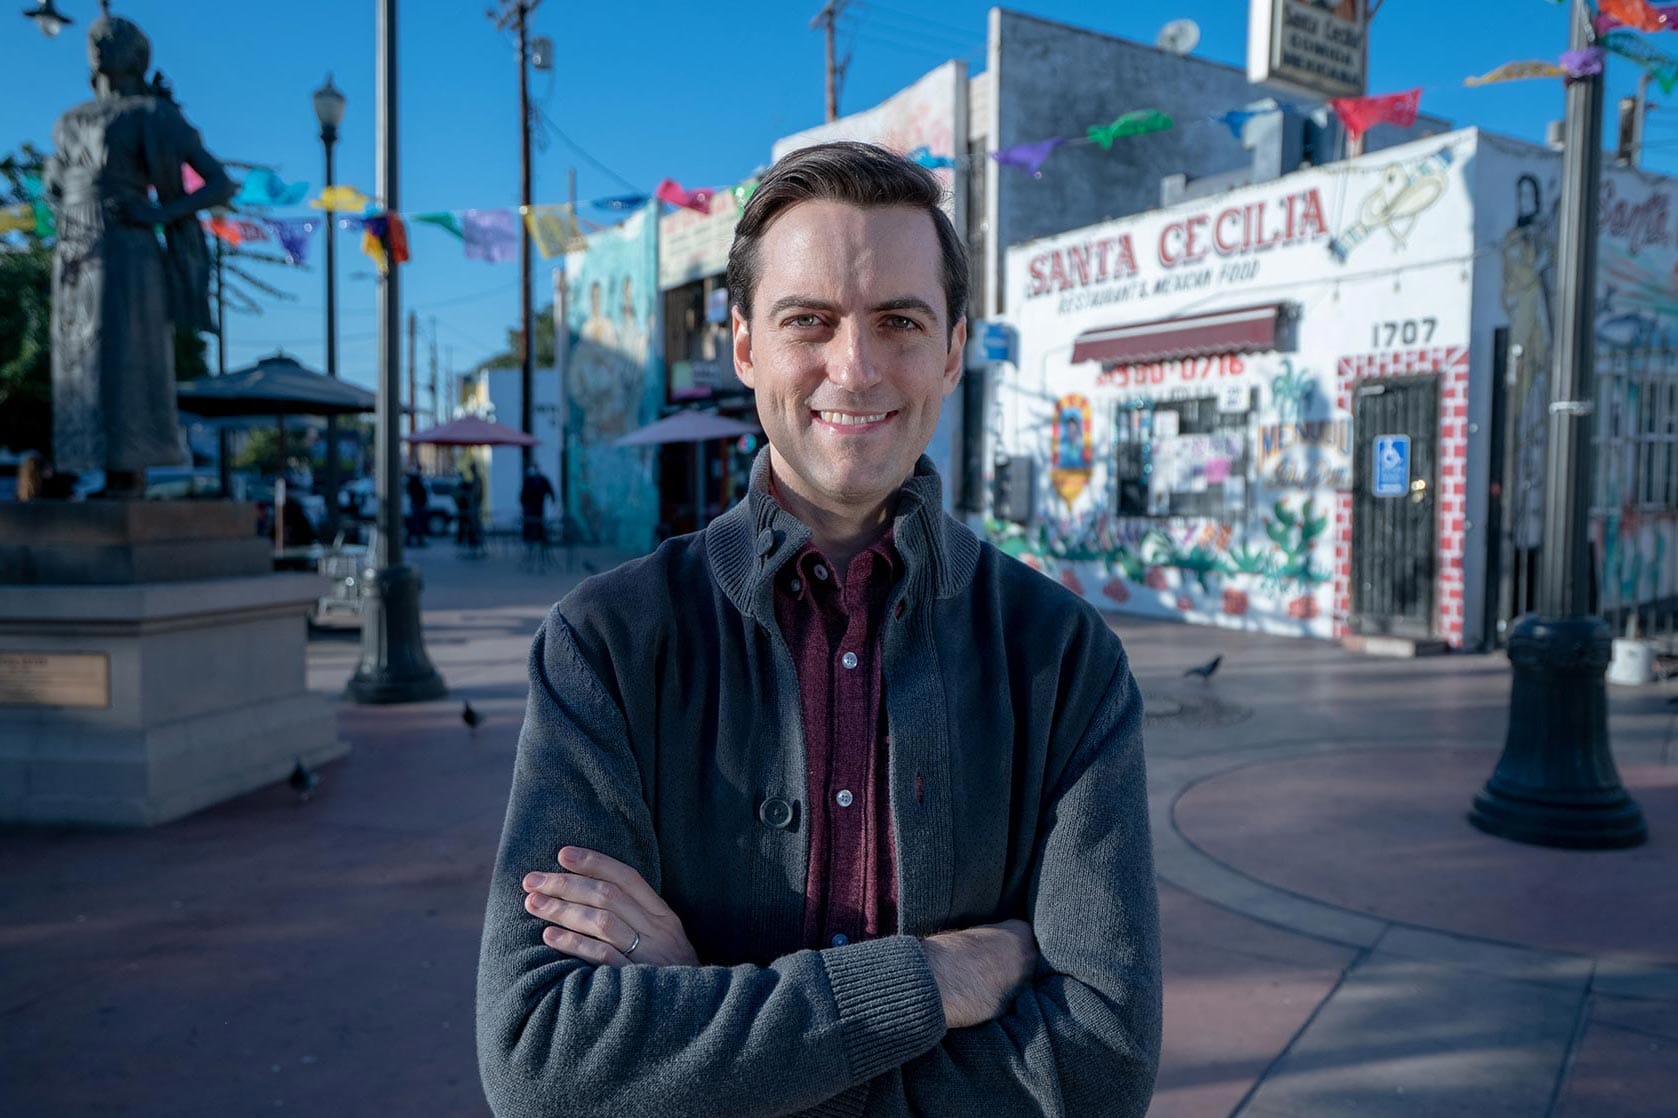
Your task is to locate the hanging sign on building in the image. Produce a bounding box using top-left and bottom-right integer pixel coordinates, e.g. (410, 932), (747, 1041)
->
(1248, 0), (1368, 102)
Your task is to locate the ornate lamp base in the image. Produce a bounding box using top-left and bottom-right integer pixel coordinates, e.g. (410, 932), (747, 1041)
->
(346, 565), (446, 705)
(1471, 614), (1647, 850)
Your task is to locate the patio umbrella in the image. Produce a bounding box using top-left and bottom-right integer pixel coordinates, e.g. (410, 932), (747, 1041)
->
(177, 354), (377, 417)
(177, 352), (378, 499)
(614, 410), (759, 529)
(613, 410), (757, 447)
(403, 415), (538, 447)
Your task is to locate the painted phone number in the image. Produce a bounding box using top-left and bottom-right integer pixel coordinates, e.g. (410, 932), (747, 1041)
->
(1096, 354), (1246, 389)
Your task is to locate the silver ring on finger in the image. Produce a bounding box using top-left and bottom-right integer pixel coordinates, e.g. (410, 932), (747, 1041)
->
(624, 928), (640, 957)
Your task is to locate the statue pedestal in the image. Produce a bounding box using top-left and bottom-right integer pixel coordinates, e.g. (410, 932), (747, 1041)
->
(0, 500), (271, 584)
(0, 504), (344, 827)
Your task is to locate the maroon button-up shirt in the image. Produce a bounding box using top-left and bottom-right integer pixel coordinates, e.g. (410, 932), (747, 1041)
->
(772, 532), (902, 951)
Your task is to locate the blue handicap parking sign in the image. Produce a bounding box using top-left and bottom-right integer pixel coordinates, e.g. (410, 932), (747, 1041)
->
(1372, 435), (1410, 498)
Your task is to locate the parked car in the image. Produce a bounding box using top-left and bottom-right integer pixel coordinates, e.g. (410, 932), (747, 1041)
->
(341, 475), (458, 536)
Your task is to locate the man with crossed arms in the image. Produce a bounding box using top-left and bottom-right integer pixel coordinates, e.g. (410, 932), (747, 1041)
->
(477, 141), (1160, 1117)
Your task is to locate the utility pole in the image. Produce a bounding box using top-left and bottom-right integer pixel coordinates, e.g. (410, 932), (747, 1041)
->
(810, 1), (849, 122)
(491, 0), (541, 472)
(406, 309), (418, 468)
(556, 164), (576, 513)
(348, 0), (445, 706)
(428, 316), (439, 473)
(1471, 0), (1645, 849)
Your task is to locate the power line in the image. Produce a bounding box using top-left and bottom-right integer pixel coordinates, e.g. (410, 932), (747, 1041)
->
(855, 0), (978, 41)
(844, 5), (981, 54)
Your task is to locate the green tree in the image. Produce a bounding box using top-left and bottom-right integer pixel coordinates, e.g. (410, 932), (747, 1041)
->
(0, 145), (51, 454)
(477, 302), (556, 371)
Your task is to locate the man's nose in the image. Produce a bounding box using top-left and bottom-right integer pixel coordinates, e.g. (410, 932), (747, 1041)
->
(828, 321), (883, 392)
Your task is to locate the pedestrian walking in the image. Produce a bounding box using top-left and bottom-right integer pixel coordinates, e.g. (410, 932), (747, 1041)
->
(477, 142), (1160, 1116)
(404, 470), (428, 547)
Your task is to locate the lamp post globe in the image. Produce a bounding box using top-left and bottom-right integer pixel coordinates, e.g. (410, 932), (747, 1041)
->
(22, 0), (72, 37)
(313, 73), (346, 135)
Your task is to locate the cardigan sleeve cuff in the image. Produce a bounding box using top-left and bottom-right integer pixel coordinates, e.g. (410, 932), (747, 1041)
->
(820, 934), (947, 1084)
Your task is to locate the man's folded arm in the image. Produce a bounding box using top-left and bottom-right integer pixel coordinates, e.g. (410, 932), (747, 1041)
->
(860, 653), (1163, 1117)
(475, 608), (948, 1118)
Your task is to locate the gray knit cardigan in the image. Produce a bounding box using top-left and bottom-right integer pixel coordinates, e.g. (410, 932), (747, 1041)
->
(476, 453), (1160, 1117)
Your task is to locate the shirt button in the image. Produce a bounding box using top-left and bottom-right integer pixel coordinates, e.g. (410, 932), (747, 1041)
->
(841, 651), (858, 670)
(790, 578), (802, 593)
(831, 933), (849, 947)
(836, 789), (854, 808)
(813, 563), (829, 580)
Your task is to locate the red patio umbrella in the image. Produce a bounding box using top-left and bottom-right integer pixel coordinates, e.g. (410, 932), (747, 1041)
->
(403, 415), (539, 447)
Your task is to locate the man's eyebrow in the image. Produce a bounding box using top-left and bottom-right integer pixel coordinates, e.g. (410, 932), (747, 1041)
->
(763, 295), (940, 319)
(765, 295), (840, 318)
(868, 297), (938, 319)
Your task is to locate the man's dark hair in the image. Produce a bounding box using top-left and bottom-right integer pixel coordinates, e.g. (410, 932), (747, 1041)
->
(726, 141), (969, 345)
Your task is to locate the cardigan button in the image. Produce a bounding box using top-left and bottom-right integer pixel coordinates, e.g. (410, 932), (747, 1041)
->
(755, 529), (778, 558)
(757, 797), (796, 830)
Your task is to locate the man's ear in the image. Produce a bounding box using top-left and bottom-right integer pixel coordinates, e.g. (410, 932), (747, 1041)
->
(942, 315), (967, 396)
(732, 305), (755, 389)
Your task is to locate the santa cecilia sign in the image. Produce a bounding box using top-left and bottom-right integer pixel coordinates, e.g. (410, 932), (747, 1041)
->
(1248, 0), (1368, 101)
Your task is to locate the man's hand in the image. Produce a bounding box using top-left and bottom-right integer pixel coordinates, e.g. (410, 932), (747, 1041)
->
(522, 846), (700, 967)
(921, 919), (1039, 1029)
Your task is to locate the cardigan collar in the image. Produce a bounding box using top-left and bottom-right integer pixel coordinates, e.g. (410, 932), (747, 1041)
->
(705, 448), (980, 625)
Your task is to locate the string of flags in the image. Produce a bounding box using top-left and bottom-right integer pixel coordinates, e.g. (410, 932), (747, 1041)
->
(12, 0), (1678, 272)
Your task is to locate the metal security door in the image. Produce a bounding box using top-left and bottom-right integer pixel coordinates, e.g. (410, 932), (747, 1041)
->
(1351, 376), (1438, 638)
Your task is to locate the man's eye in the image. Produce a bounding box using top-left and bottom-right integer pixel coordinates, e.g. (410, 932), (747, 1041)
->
(884, 315), (922, 331)
(785, 314), (824, 328)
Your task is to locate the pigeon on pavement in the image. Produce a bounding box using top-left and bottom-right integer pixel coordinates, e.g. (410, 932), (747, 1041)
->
(462, 700), (484, 730)
(288, 760), (320, 801)
(1183, 654), (1223, 680)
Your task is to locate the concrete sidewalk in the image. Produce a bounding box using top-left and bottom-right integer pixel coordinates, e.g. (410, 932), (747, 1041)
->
(3, 544), (1675, 1116)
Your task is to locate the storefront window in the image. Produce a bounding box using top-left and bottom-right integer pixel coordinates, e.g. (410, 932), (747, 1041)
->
(1111, 396), (1248, 519)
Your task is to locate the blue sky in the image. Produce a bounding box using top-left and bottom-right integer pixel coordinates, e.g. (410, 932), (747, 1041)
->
(3, 0), (1671, 395)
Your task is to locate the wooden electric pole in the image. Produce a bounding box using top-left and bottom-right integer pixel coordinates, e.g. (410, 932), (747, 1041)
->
(810, 1), (849, 122)
(491, 0), (541, 472)
(406, 309), (418, 468)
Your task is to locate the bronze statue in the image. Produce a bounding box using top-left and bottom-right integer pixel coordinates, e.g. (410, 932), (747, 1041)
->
(42, 2), (233, 497)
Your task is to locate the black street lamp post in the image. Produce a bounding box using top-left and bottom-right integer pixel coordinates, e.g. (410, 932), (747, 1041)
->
(346, 0), (445, 705)
(314, 73), (345, 541)
(1470, 0), (1647, 850)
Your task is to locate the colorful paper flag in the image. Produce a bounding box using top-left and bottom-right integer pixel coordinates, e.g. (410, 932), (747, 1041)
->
(1215, 109), (1260, 140)
(1602, 30), (1678, 90)
(181, 163), (205, 193)
(731, 179), (759, 209)
(264, 217), (318, 265)
(360, 213), (410, 274)
(908, 146), (957, 170)
(414, 211), (464, 239)
(33, 201), (53, 239)
(655, 178), (715, 214)
(20, 173), (43, 201)
(592, 194), (649, 211)
(1463, 60), (1567, 86)
(1601, 0), (1668, 32)
(463, 208), (518, 263)
(1560, 47), (1606, 80)
(522, 203), (581, 258)
(235, 168), (309, 208)
(310, 184), (370, 213)
(0, 202), (33, 234)
(1087, 110), (1173, 149)
(990, 138), (1064, 176)
(205, 215), (246, 246)
(1329, 88), (1422, 140)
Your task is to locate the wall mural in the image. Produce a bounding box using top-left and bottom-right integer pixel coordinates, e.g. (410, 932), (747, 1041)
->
(561, 209), (662, 552)
(1490, 150), (1678, 620)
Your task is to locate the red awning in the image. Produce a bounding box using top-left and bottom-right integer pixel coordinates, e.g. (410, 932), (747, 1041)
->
(1070, 303), (1286, 366)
